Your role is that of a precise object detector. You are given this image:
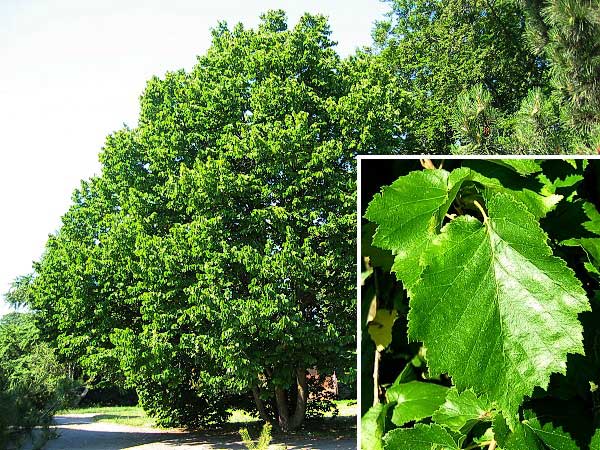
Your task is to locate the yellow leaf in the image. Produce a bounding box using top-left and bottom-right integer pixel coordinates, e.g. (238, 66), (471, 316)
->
(368, 309), (398, 352)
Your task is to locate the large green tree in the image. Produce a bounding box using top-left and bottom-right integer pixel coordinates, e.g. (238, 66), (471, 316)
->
(27, 10), (399, 430)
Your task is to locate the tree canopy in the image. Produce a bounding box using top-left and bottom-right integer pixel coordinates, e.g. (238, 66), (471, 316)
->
(25, 10), (400, 430)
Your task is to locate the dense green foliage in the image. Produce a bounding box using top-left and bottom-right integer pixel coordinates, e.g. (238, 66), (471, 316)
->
(21, 11), (395, 431)
(375, 0), (600, 154)
(362, 159), (600, 449)
(0, 312), (76, 448)
(6, 0), (599, 439)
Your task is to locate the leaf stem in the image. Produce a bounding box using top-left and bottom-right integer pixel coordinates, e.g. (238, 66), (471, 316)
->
(473, 200), (488, 223)
(488, 439), (497, 450)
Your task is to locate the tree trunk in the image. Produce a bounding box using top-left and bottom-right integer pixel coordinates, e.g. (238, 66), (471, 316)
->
(252, 386), (272, 423)
(273, 368), (308, 432)
(274, 386), (290, 431)
(289, 368), (308, 430)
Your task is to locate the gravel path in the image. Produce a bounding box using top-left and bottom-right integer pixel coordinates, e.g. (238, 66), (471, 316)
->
(38, 414), (356, 450)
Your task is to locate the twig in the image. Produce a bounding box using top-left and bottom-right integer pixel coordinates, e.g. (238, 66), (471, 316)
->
(420, 159), (436, 170)
(372, 268), (382, 407)
(373, 349), (381, 406)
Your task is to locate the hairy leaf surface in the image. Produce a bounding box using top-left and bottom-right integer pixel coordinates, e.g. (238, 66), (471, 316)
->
(408, 191), (590, 422)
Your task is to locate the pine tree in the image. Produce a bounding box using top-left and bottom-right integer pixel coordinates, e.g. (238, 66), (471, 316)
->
(510, 88), (569, 153)
(450, 85), (501, 154)
(523, 0), (600, 133)
(378, 0), (599, 154)
(514, 0), (600, 152)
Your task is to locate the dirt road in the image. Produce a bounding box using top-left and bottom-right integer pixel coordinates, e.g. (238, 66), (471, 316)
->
(39, 414), (356, 450)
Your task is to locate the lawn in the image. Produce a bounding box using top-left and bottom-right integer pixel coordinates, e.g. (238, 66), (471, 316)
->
(57, 405), (156, 428)
(59, 399), (357, 430)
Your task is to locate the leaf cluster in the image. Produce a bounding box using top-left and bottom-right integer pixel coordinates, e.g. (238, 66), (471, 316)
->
(362, 159), (600, 449)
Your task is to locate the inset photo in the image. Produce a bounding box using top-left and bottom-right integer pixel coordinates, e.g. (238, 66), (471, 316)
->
(359, 157), (600, 450)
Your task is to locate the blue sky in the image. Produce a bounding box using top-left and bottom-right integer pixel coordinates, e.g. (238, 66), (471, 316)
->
(0, 0), (388, 316)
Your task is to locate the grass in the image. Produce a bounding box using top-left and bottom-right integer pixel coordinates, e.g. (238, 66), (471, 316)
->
(227, 400), (356, 423)
(57, 406), (156, 428)
(58, 400), (357, 438)
(326, 399), (357, 417)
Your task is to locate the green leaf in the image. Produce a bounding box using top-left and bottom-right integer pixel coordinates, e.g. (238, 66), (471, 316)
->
(365, 168), (471, 288)
(366, 168), (562, 296)
(469, 171), (562, 219)
(562, 202), (600, 278)
(432, 388), (492, 432)
(523, 414), (580, 450)
(492, 160), (543, 176)
(362, 222), (394, 272)
(562, 238), (600, 270)
(385, 381), (448, 426)
(591, 428), (600, 450)
(550, 174), (584, 190)
(391, 362), (419, 385)
(408, 191), (590, 423)
(383, 423), (461, 450)
(362, 403), (392, 450)
(494, 413), (581, 450)
(494, 414), (542, 450)
(583, 202), (600, 235)
(509, 189), (563, 220)
(565, 160), (578, 169)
